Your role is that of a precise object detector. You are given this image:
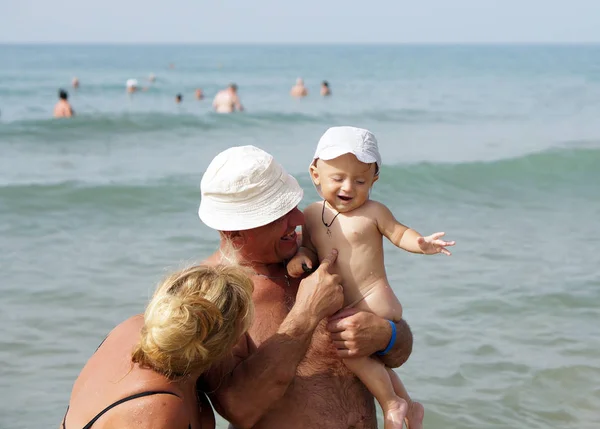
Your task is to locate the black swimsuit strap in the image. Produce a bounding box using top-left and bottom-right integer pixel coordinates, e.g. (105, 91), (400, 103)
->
(62, 390), (183, 429)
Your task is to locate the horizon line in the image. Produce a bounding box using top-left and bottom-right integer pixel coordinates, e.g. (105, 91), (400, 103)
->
(1, 41), (600, 46)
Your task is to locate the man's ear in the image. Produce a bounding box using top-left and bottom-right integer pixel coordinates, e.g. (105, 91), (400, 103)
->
(309, 163), (321, 186)
(221, 230), (245, 245)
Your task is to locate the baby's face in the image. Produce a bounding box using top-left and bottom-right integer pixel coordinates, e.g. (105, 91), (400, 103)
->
(311, 153), (378, 213)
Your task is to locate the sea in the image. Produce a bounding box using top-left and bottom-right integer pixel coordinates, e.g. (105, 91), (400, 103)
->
(1, 44), (599, 429)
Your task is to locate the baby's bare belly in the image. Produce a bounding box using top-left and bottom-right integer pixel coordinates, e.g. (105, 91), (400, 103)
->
(340, 275), (403, 322)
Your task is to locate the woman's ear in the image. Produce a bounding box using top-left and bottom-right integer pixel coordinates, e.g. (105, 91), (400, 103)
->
(309, 163), (321, 186)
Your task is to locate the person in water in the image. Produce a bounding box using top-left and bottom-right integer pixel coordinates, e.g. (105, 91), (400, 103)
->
(54, 89), (75, 118)
(287, 126), (456, 429)
(61, 264), (254, 429)
(320, 80), (331, 96)
(290, 78), (308, 97)
(212, 83), (243, 113)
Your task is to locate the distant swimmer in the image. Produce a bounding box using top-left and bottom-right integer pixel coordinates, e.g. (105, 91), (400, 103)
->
(320, 80), (331, 96)
(126, 79), (147, 94)
(212, 83), (244, 113)
(126, 79), (139, 93)
(290, 78), (308, 97)
(72, 77), (80, 89)
(54, 89), (74, 118)
(175, 93), (183, 103)
(195, 88), (204, 100)
(148, 73), (156, 83)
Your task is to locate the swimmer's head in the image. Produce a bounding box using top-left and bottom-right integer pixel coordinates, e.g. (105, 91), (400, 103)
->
(322, 81), (329, 88)
(195, 88), (204, 99)
(229, 83), (238, 92)
(58, 89), (69, 100)
(175, 93), (183, 103)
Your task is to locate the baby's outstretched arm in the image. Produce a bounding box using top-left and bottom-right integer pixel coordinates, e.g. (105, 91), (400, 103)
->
(374, 201), (455, 255)
(287, 226), (319, 278)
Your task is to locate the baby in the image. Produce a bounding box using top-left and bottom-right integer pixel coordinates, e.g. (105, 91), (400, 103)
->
(287, 126), (455, 429)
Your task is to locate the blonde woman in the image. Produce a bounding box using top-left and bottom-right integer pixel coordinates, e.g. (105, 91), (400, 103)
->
(61, 265), (254, 429)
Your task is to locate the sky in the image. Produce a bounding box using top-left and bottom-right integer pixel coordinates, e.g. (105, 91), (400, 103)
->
(1, 0), (599, 44)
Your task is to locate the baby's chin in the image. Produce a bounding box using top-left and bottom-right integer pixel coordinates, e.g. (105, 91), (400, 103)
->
(332, 199), (358, 212)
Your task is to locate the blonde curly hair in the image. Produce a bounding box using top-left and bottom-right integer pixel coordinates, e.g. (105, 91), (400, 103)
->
(132, 265), (254, 378)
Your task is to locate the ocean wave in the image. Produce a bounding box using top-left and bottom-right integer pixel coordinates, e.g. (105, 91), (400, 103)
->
(1, 145), (597, 197)
(0, 111), (333, 139)
(377, 145), (600, 197)
(0, 107), (519, 140)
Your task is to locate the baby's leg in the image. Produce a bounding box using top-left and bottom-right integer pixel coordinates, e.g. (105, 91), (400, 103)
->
(344, 356), (407, 429)
(352, 286), (424, 429)
(387, 367), (424, 429)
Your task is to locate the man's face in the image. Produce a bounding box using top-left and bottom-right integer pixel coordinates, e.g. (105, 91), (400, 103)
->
(244, 207), (304, 264)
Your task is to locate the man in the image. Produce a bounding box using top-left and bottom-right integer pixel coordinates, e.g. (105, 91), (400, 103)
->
(198, 146), (413, 429)
(54, 89), (74, 118)
(213, 83), (244, 113)
(290, 77), (308, 97)
(321, 80), (331, 96)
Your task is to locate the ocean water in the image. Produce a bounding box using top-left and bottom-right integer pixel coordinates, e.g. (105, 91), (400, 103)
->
(1, 44), (599, 428)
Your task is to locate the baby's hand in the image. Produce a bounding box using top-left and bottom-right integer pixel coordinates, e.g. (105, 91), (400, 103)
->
(417, 232), (456, 256)
(287, 253), (314, 278)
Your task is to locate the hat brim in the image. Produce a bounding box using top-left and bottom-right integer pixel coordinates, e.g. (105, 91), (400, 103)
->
(199, 172), (304, 231)
(315, 147), (380, 167)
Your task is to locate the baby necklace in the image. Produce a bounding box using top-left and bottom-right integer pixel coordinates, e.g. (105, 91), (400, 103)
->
(321, 199), (341, 238)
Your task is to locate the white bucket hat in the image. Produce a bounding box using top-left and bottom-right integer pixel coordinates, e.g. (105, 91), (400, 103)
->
(126, 78), (138, 88)
(312, 126), (382, 170)
(199, 145), (304, 231)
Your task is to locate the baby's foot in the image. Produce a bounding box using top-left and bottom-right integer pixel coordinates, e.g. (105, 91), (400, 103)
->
(404, 400), (424, 429)
(384, 399), (408, 429)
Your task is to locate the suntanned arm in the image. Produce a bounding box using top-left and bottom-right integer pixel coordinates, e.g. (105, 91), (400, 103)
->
(374, 201), (424, 254)
(201, 251), (343, 429)
(369, 315), (414, 368)
(203, 297), (318, 428)
(327, 308), (413, 368)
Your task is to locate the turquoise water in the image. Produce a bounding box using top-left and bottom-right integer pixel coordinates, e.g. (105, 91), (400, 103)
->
(1, 45), (599, 428)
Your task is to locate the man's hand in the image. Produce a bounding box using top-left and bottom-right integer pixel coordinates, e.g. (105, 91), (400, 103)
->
(293, 249), (344, 327)
(417, 232), (455, 255)
(326, 308), (394, 358)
